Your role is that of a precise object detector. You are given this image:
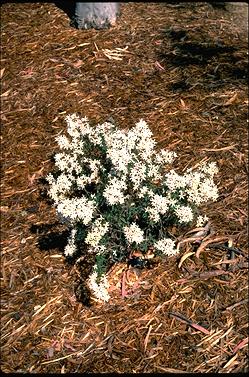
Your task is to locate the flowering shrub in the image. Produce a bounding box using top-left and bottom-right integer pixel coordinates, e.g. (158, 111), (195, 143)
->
(46, 114), (219, 302)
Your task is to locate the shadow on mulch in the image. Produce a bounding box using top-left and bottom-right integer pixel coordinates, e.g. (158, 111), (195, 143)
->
(29, 177), (71, 254)
(30, 208), (99, 307)
(30, 223), (69, 253)
(53, 1), (76, 20)
(158, 27), (248, 92)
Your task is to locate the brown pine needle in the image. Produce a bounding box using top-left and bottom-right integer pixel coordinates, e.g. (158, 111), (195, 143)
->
(169, 312), (210, 335)
(232, 337), (248, 353)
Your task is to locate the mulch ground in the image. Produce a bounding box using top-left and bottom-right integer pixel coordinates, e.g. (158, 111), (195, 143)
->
(1, 2), (248, 373)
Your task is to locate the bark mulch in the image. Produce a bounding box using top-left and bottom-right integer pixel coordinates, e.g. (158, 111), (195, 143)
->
(1, 2), (248, 373)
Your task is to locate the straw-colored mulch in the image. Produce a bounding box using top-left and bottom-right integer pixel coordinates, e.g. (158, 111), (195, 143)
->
(1, 2), (248, 373)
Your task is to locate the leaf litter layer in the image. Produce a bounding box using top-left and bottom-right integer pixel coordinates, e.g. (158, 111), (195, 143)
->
(0, 2), (248, 373)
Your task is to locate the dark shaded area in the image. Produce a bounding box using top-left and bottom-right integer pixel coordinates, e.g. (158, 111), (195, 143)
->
(208, 2), (227, 10)
(30, 222), (61, 235)
(166, 28), (188, 42)
(173, 42), (236, 59)
(169, 80), (191, 92)
(74, 279), (92, 306)
(159, 27), (248, 92)
(53, 0), (76, 20)
(36, 230), (68, 252)
(166, 2), (228, 10)
(161, 31), (238, 67)
(30, 221), (88, 264)
(30, 221), (94, 305)
(30, 224), (70, 253)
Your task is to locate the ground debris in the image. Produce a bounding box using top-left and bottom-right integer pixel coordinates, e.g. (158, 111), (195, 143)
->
(1, 2), (247, 374)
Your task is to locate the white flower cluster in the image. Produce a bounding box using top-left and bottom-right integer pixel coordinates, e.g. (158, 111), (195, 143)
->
(88, 270), (110, 302)
(151, 193), (169, 215)
(46, 114), (219, 302)
(57, 197), (96, 225)
(137, 186), (153, 199)
(154, 238), (177, 256)
(48, 114), (178, 204)
(174, 205), (194, 224)
(103, 176), (127, 205)
(133, 119), (156, 160)
(64, 229), (77, 256)
(164, 170), (187, 191)
(158, 162), (219, 224)
(145, 193), (169, 223)
(123, 222), (144, 245)
(196, 214), (209, 227)
(85, 217), (109, 247)
(155, 149), (177, 165)
(184, 165), (219, 206)
(54, 152), (82, 175)
(130, 162), (147, 190)
(46, 173), (74, 202)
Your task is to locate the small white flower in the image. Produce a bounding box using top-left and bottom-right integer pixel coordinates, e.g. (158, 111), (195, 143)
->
(127, 129), (138, 151)
(154, 238), (177, 256)
(54, 152), (82, 174)
(57, 197), (96, 225)
(147, 163), (162, 181)
(134, 119), (153, 140)
(112, 250), (118, 257)
(103, 176), (127, 205)
(123, 222), (144, 244)
(155, 149), (177, 165)
(165, 195), (177, 208)
(185, 172), (219, 205)
(64, 229), (77, 256)
(76, 174), (90, 189)
(132, 119), (156, 160)
(129, 162), (146, 190)
(88, 245), (107, 254)
(175, 205), (193, 224)
(65, 114), (91, 139)
(164, 170), (187, 191)
(198, 161), (218, 177)
(196, 214), (209, 227)
(184, 162), (219, 205)
(85, 218), (109, 247)
(46, 173), (74, 203)
(56, 134), (71, 150)
(138, 137), (156, 160)
(88, 270), (110, 302)
(150, 194), (169, 215)
(107, 146), (132, 175)
(146, 206), (160, 223)
(137, 185), (149, 198)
